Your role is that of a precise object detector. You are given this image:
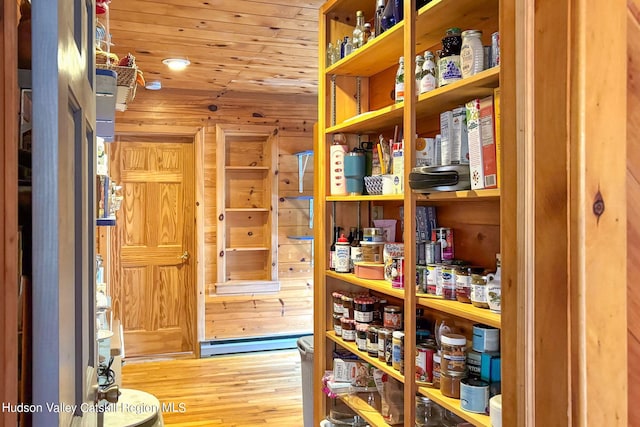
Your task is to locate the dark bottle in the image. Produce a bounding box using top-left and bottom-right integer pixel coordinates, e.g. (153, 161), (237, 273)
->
(441, 27), (463, 57)
(348, 226), (356, 244)
(350, 229), (363, 273)
(330, 226), (341, 271)
(374, 0), (386, 37)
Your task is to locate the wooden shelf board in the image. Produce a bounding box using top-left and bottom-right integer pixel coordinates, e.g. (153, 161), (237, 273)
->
(215, 280), (280, 295)
(225, 208), (270, 212)
(287, 236), (314, 241)
(326, 194), (405, 202)
(326, 103), (404, 135)
(414, 188), (501, 202)
(415, 67), (500, 120)
(326, 22), (404, 78)
(418, 386), (491, 427)
(417, 295), (501, 328)
(286, 195), (314, 200)
(225, 247), (270, 252)
(416, 0), (500, 53)
(339, 394), (392, 427)
(326, 271), (405, 300)
(96, 218), (116, 226)
(326, 331), (405, 383)
(225, 166), (269, 171)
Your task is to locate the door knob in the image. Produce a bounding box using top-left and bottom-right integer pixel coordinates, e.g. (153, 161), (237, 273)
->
(178, 251), (190, 261)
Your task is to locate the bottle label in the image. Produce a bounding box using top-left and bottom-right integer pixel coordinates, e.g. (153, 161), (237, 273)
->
(335, 244), (351, 272)
(438, 56), (462, 86)
(395, 81), (404, 102)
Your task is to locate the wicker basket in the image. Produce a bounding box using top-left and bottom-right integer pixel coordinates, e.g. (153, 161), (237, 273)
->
(96, 63), (137, 107)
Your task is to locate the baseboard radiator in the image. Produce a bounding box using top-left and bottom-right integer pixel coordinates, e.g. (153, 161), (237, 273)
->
(200, 333), (312, 357)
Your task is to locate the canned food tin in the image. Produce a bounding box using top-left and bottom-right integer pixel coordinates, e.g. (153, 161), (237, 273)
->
(460, 378), (490, 414)
(390, 257), (405, 289)
(416, 265), (428, 293)
(416, 344), (435, 383)
(392, 331), (404, 373)
(472, 324), (500, 352)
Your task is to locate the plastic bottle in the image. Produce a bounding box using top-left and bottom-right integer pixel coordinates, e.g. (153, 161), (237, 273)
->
(420, 51), (437, 93)
(335, 234), (351, 273)
(415, 54), (424, 96)
(395, 56), (405, 103)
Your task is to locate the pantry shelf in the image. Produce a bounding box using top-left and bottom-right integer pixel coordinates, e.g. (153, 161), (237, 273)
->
(326, 194), (405, 202)
(326, 102), (404, 135)
(414, 188), (500, 202)
(418, 386), (491, 427)
(417, 296), (501, 328)
(326, 271), (405, 300)
(96, 218), (116, 227)
(339, 394), (392, 427)
(326, 331), (405, 383)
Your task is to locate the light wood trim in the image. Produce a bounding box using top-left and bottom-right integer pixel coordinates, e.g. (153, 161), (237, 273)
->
(570, 0), (628, 424)
(499, 0), (525, 424)
(418, 387), (491, 427)
(1, 0), (19, 425)
(115, 123), (202, 136)
(216, 125), (227, 284)
(195, 127), (205, 346)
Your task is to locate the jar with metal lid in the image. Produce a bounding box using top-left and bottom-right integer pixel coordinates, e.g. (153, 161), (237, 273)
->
(340, 318), (356, 341)
(440, 265), (457, 300)
(471, 272), (490, 309)
(355, 323), (369, 351)
(440, 333), (467, 374)
(367, 324), (380, 357)
(341, 295), (355, 318)
(332, 291), (344, 314)
(383, 305), (402, 330)
(455, 266), (472, 303)
(415, 395), (442, 426)
(460, 30), (484, 78)
(354, 296), (375, 323)
(440, 370), (466, 399)
(333, 313), (343, 336)
(374, 298), (386, 322)
(391, 331), (404, 373)
(432, 353), (441, 389)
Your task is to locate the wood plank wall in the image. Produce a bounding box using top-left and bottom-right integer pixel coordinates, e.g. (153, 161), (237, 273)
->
(628, 1), (640, 424)
(115, 88), (317, 341)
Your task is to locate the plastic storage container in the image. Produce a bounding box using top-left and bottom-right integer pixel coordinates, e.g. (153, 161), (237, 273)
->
(297, 335), (314, 427)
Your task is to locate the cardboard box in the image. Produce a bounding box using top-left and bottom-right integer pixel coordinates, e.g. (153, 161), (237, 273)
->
(494, 87), (502, 188)
(479, 96), (497, 189)
(466, 99), (484, 190)
(452, 106), (469, 164)
(440, 111), (453, 165)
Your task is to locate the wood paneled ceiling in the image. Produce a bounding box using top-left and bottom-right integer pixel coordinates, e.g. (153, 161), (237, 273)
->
(107, 0), (323, 97)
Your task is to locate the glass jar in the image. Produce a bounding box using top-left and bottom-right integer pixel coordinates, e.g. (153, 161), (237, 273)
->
(367, 324), (380, 357)
(391, 331), (404, 373)
(354, 296), (375, 323)
(333, 313), (343, 337)
(426, 264), (438, 295)
(460, 30), (484, 78)
(340, 318), (356, 341)
(341, 295), (355, 318)
(432, 353), (441, 389)
(440, 370), (466, 399)
(455, 266), (472, 303)
(332, 291), (344, 314)
(415, 395), (442, 426)
(378, 328), (392, 362)
(440, 333), (467, 374)
(356, 323), (369, 351)
(440, 265), (457, 301)
(471, 273), (490, 309)
(383, 305), (402, 330)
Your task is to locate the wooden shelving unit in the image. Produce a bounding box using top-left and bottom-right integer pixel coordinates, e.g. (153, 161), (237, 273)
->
(315, 0), (503, 425)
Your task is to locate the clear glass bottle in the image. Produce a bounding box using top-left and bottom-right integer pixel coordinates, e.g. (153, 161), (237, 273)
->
(415, 54), (424, 96)
(420, 51), (437, 93)
(336, 39), (343, 60)
(326, 42), (334, 66)
(363, 23), (372, 45)
(352, 11), (365, 50)
(395, 56), (405, 103)
(343, 36), (353, 57)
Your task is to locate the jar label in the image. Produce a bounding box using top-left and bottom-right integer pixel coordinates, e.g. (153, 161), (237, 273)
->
(354, 310), (374, 323)
(471, 283), (487, 303)
(342, 329), (356, 341)
(356, 335), (367, 351)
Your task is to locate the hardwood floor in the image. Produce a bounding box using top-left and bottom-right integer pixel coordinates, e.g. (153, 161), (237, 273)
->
(121, 349), (305, 426)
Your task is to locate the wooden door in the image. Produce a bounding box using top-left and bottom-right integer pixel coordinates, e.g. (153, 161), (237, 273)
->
(110, 139), (196, 357)
(30, 0), (99, 425)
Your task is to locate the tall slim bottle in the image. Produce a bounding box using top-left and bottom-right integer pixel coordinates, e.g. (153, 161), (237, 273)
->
(352, 11), (365, 50)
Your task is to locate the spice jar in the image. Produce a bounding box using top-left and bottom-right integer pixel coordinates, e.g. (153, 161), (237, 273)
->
(356, 323), (369, 351)
(440, 370), (466, 399)
(471, 272), (490, 309)
(383, 305), (402, 330)
(367, 324), (380, 357)
(333, 313), (343, 337)
(340, 318), (356, 341)
(440, 333), (467, 374)
(455, 266), (472, 303)
(432, 353), (441, 389)
(391, 331), (404, 373)
(354, 296), (375, 323)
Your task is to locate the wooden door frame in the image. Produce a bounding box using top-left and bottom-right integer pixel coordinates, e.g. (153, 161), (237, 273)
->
(1, 0), (19, 426)
(113, 124), (206, 354)
(502, 0), (628, 424)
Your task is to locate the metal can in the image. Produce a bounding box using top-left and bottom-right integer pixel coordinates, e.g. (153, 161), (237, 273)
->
(460, 378), (490, 413)
(491, 32), (500, 67)
(392, 331), (405, 373)
(416, 240), (427, 265)
(390, 257), (404, 289)
(426, 264), (438, 295)
(416, 343), (435, 383)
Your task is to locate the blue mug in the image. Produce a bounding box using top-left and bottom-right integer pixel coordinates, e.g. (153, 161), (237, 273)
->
(344, 152), (366, 195)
